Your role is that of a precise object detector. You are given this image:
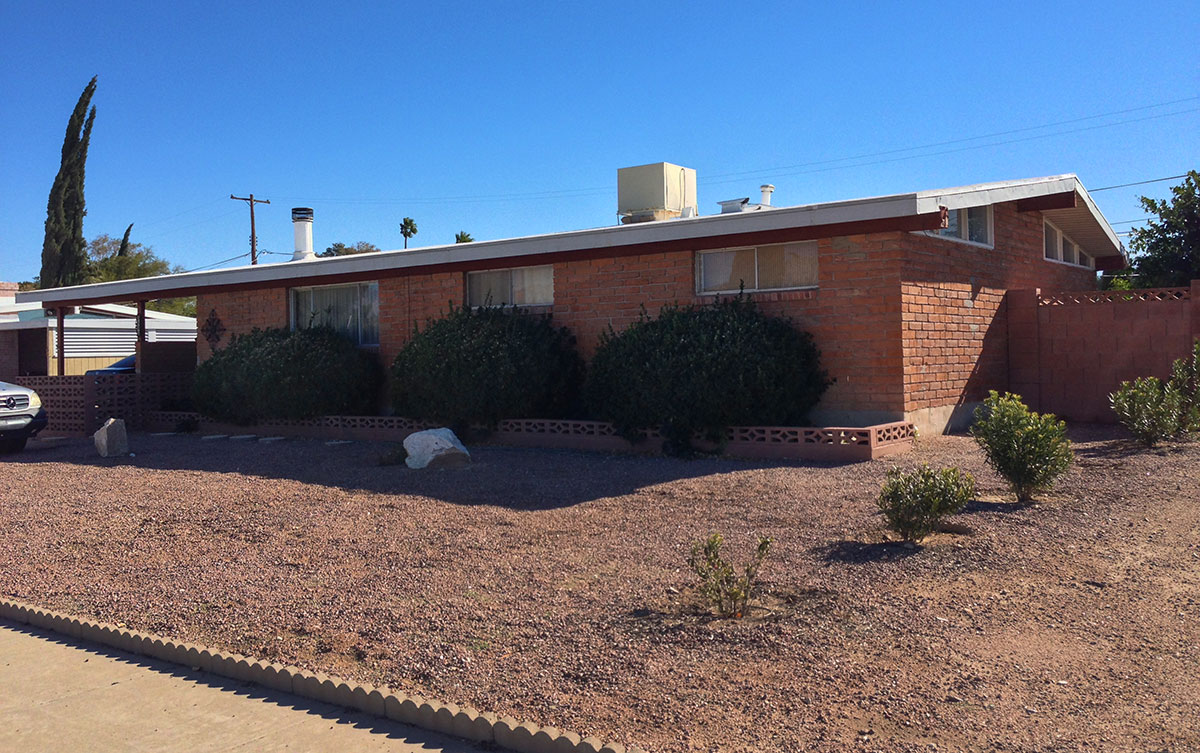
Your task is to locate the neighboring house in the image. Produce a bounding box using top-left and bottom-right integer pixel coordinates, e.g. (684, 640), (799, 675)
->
(0, 283), (196, 377)
(18, 166), (1125, 433)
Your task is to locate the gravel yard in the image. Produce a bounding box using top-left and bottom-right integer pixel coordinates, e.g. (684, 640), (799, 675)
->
(1, 428), (1197, 752)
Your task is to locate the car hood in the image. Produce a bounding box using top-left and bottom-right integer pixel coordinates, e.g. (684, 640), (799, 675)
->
(0, 381), (37, 398)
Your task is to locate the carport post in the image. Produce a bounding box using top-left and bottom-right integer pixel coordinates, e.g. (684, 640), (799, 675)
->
(55, 307), (65, 376)
(136, 301), (146, 375)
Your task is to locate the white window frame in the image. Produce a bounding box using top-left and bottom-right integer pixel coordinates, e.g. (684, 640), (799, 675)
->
(924, 205), (994, 248)
(695, 242), (820, 295)
(289, 281), (380, 346)
(466, 264), (554, 307)
(1042, 219), (1095, 270)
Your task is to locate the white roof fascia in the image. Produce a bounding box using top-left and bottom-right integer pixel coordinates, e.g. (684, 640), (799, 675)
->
(19, 174), (1120, 305)
(16, 193), (927, 305)
(914, 175), (1079, 213)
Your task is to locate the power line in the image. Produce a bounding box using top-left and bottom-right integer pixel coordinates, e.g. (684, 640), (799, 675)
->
(1090, 174), (1191, 192)
(269, 100), (1198, 206)
(184, 252), (251, 273)
(707, 97), (1200, 180)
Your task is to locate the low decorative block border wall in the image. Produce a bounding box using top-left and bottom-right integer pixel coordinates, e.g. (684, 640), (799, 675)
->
(0, 598), (636, 753)
(145, 412), (915, 461)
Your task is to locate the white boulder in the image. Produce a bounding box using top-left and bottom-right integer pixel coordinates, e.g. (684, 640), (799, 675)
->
(403, 427), (470, 469)
(93, 417), (129, 458)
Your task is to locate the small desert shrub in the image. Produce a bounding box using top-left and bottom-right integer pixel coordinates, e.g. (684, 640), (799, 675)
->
(390, 304), (584, 429)
(1170, 338), (1200, 432)
(877, 465), (975, 543)
(687, 533), (772, 619)
(970, 391), (1072, 503)
(192, 327), (382, 425)
(1110, 377), (1186, 447)
(586, 295), (829, 455)
(1109, 339), (1200, 446)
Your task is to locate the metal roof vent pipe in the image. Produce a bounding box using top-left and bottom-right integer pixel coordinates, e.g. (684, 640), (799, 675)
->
(291, 207), (315, 261)
(760, 184), (775, 207)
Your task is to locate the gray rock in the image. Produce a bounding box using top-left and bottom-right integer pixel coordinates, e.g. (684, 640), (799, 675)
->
(404, 428), (470, 470)
(93, 418), (129, 458)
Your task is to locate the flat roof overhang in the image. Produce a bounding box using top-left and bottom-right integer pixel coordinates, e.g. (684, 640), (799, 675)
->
(19, 174), (1125, 307)
(20, 204), (947, 307)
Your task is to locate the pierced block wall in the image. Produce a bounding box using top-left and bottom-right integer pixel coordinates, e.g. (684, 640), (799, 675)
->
(1009, 283), (1198, 422)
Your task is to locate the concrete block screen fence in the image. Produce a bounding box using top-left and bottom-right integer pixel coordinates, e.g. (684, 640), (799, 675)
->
(1007, 281), (1200, 422)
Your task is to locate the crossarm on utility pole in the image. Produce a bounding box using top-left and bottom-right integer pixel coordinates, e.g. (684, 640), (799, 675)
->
(230, 194), (271, 265)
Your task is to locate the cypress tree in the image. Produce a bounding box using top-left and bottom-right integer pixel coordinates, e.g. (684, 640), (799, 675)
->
(40, 76), (97, 289)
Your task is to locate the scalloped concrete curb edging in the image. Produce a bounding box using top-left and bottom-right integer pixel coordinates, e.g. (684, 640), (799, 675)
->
(0, 598), (641, 753)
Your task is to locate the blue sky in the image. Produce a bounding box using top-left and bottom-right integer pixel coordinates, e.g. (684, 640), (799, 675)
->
(1, 1), (1197, 283)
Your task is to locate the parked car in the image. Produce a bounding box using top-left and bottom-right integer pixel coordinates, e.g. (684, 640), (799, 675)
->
(85, 354), (136, 375)
(0, 380), (48, 453)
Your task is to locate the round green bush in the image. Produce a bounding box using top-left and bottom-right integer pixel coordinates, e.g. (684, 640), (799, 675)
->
(969, 391), (1072, 503)
(877, 465), (975, 543)
(192, 327), (383, 425)
(389, 304), (584, 429)
(585, 296), (830, 454)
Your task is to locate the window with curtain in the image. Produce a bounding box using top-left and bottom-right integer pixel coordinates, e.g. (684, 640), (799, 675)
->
(936, 206), (993, 246)
(290, 281), (380, 345)
(697, 242), (819, 294)
(467, 265), (554, 306)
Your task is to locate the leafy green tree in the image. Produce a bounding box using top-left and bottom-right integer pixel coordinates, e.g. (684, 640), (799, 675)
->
(400, 217), (418, 248)
(1129, 170), (1199, 288)
(318, 241), (381, 258)
(40, 76), (97, 289)
(455, 231), (474, 243)
(86, 230), (195, 317)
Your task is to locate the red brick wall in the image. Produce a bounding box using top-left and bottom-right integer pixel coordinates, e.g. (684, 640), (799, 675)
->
(1009, 282), (1199, 422)
(186, 204), (1116, 430)
(378, 272), (464, 368)
(548, 237), (906, 420)
(898, 201), (1097, 429)
(195, 288), (289, 361)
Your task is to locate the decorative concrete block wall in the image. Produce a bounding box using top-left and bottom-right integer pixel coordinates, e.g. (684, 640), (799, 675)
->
(1007, 282), (1199, 422)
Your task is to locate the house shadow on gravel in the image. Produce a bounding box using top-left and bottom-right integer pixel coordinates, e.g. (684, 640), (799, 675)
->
(9, 434), (845, 510)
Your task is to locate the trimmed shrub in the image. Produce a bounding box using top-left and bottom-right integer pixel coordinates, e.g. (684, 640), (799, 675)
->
(1110, 376), (1186, 447)
(970, 391), (1072, 503)
(390, 304), (584, 429)
(192, 327), (382, 425)
(1110, 339), (1200, 446)
(877, 465), (975, 543)
(688, 533), (772, 619)
(1170, 338), (1200, 432)
(585, 296), (830, 455)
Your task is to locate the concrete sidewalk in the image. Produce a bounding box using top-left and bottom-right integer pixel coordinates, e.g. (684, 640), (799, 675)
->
(0, 620), (483, 752)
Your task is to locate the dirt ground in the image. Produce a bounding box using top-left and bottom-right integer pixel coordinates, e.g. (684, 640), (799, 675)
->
(1, 427), (1197, 752)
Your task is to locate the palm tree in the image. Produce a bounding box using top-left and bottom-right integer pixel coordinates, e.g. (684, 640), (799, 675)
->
(400, 217), (418, 249)
(455, 231), (474, 243)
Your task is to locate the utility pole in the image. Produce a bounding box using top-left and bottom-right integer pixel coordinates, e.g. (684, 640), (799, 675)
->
(230, 193), (270, 264)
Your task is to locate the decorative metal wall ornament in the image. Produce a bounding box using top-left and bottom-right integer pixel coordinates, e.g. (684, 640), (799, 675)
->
(200, 309), (226, 347)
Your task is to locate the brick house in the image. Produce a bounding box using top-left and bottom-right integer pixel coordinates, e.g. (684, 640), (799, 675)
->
(22, 169), (1124, 434)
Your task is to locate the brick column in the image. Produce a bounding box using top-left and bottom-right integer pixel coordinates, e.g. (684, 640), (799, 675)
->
(1006, 288), (1041, 410)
